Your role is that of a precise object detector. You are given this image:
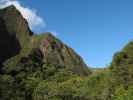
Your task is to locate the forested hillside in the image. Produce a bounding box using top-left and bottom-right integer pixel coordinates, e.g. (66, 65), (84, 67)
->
(0, 5), (133, 100)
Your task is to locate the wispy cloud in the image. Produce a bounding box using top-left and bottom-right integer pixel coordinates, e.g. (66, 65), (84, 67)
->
(0, 0), (46, 31)
(50, 31), (58, 36)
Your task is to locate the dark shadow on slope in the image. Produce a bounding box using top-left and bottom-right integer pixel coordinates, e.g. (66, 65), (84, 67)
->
(0, 17), (21, 64)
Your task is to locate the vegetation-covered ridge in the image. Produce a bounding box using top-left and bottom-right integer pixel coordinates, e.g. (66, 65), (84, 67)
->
(0, 5), (133, 100)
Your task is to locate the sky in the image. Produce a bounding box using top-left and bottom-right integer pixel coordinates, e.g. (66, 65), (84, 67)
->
(1, 0), (133, 68)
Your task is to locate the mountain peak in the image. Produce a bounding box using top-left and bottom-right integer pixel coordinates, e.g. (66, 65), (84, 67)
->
(0, 5), (32, 63)
(0, 5), (20, 15)
(4, 5), (17, 10)
(31, 32), (90, 76)
(0, 4), (33, 39)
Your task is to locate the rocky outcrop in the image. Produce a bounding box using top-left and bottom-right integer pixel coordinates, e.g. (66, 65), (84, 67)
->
(0, 5), (90, 76)
(0, 5), (32, 64)
(0, 17), (21, 63)
(32, 33), (90, 76)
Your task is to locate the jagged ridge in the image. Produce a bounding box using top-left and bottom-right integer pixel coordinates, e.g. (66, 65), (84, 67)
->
(0, 5), (91, 76)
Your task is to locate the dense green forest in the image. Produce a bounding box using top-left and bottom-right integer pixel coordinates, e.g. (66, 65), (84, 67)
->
(0, 6), (133, 100)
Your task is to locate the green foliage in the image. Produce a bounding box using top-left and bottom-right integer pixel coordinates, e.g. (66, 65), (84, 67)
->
(111, 42), (133, 86)
(113, 85), (133, 100)
(33, 76), (87, 100)
(1, 6), (133, 100)
(2, 40), (133, 100)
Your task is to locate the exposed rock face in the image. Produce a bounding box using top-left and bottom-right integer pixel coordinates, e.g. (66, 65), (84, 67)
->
(0, 6), (32, 64)
(32, 33), (90, 76)
(0, 17), (21, 63)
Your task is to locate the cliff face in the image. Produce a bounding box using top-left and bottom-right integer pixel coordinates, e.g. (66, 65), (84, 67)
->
(0, 5), (90, 76)
(0, 17), (21, 63)
(0, 6), (32, 64)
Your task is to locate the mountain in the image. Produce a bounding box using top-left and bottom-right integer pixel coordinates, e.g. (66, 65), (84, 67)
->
(110, 41), (133, 86)
(0, 5), (32, 64)
(1, 5), (133, 100)
(31, 33), (90, 76)
(0, 5), (92, 100)
(0, 5), (90, 76)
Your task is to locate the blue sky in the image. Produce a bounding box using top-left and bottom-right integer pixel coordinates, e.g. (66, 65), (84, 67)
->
(3, 0), (133, 68)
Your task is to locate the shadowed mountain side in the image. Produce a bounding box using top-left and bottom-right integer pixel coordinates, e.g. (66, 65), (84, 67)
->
(0, 15), (21, 63)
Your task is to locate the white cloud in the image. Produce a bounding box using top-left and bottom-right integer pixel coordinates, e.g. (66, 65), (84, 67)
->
(0, 0), (46, 31)
(51, 31), (58, 36)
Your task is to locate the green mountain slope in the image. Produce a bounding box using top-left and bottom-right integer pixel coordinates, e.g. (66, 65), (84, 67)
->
(0, 5), (133, 100)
